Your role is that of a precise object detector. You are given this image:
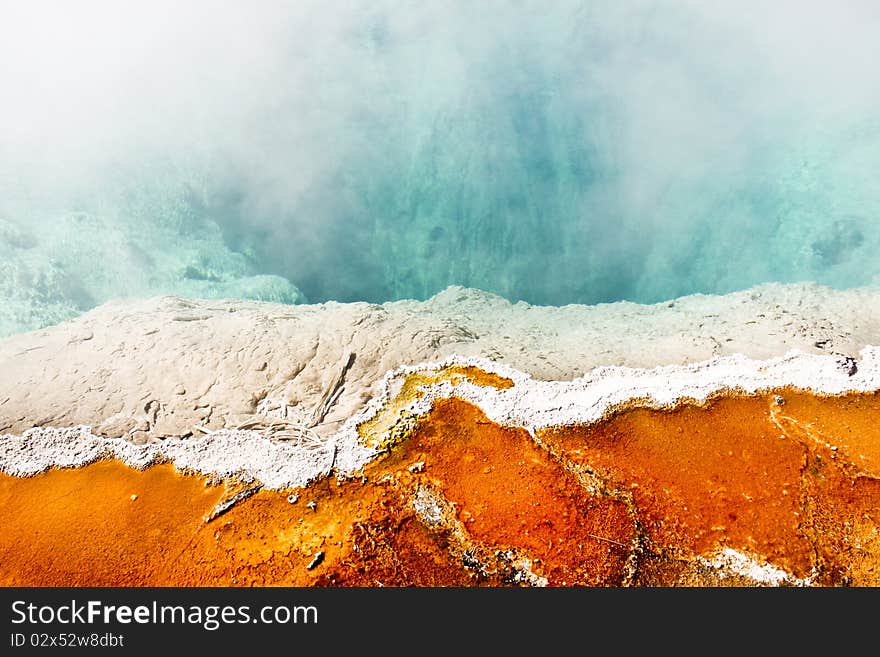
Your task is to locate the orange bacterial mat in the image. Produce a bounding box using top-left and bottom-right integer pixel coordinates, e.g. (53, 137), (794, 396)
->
(2, 389), (879, 586)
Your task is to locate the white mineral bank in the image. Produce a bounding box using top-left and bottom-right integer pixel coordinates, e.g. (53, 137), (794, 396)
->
(2, 281), (880, 488)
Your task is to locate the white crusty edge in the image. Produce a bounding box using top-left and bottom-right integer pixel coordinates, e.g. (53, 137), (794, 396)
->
(697, 548), (816, 587)
(2, 346), (878, 490)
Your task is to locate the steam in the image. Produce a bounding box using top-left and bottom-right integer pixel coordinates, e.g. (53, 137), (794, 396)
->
(1, 1), (879, 334)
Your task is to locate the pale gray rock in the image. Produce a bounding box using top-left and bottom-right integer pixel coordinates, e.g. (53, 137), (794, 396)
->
(1, 282), (879, 443)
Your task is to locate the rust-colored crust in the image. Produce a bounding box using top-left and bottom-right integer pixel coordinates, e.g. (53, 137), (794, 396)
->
(2, 388), (879, 586)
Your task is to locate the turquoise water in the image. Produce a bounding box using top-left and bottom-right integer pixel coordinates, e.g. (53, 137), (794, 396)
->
(1, 2), (879, 335)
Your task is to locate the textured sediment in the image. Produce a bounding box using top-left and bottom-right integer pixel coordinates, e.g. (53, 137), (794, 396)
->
(1, 282), (878, 444)
(2, 283), (880, 586)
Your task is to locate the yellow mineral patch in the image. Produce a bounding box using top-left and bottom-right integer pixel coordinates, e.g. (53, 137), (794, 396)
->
(357, 364), (513, 449)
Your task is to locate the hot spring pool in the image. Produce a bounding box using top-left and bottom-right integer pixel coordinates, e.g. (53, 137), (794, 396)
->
(2, 1), (879, 337)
